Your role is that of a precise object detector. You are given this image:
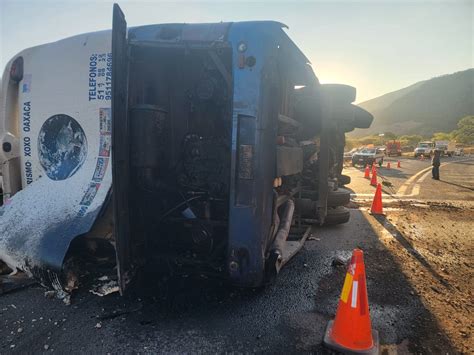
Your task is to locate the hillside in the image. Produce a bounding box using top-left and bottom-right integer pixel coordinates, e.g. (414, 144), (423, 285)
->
(351, 69), (474, 137)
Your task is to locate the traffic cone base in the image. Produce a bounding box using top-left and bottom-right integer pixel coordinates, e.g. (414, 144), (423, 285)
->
(324, 320), (379, 355)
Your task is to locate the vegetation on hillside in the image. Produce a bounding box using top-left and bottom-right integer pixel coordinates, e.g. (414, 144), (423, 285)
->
(351, 69), (474, 137)
(346, 115), (474, 149)
(453, 116), (474, 144)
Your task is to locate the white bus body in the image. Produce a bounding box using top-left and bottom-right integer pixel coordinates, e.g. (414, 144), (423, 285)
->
(0, 31), (113, 275)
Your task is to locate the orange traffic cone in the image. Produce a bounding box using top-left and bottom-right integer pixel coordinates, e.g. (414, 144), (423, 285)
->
(370, 183), (384, 215)
(397, 160), (401, 168)
(370, 168), (377, 186)
(386, 162), (391, 169)
(364, 165), (370, 179)
(324, 249), (379, 354)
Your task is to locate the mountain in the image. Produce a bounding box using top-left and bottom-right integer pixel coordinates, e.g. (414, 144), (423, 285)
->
(351, 69), (474, 137)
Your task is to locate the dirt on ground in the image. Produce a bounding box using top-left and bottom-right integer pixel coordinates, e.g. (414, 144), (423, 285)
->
(360, 201), (474, 354)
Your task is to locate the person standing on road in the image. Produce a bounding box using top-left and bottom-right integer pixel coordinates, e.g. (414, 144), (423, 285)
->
(432, 149), (441, 180)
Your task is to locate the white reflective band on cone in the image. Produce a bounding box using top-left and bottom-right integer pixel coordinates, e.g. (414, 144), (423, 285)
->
(351, 281), (358, 308)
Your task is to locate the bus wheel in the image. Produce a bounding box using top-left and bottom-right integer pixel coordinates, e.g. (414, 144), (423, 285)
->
(324, 206), (350, 225)
(327, 188), (351, 207)
(338, 174), (351, 186)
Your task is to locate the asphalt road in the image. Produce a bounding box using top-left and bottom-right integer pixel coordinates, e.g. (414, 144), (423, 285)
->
(345, 155), (474, 201)
(1, 156), (472, 354)
(0, 215), (454, 354)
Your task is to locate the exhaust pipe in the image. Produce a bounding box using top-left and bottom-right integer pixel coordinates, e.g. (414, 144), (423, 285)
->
(267, 200), (295, 276)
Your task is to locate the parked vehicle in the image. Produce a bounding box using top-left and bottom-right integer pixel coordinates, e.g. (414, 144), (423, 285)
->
(0, 5), (373, 293)
(343, 148), (360, 162)
(454, 145), (464, 156)
(435, 141), (456, 157)
(414, 141), (435, 157)
(351, 147), (384, 167)
(386, 140), (402, 156)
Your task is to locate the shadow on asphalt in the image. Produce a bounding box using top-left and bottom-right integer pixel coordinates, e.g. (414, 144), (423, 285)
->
(439, 179), (474, 191)
(448, 159), (473, 165)
(377, 168), (411, 180)
(344, 173), (397, 196)
(305, 210), (456, 353)
(371, 215), (452, 289)
(349, 164), (412, 180)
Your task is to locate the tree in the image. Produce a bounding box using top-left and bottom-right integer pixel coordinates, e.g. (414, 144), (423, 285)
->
(399, 135), (423, 147)
(383, 131), (397, 140)
(357, 136), (375, 146)
(432, 132), (453, 142)
(453, 116), (474, 144)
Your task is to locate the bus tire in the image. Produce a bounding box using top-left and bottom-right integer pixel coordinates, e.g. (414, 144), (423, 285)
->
(321, 84), (356, 103)
(324, 206), (350, 225)
(338, 174), (351, 186)
(327, 188), (351, 207)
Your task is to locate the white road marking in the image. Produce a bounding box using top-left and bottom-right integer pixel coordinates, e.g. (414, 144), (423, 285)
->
(411, 184), (420, 196)
(351, 193), (392, 197)
(350, 158), (473, 199)
(396, 158), (473, 197)
(397, 166), (433, 196)
(417, 170), (432, 183)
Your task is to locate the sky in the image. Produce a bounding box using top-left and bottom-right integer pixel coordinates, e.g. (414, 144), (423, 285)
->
(0, 0), (472, 102)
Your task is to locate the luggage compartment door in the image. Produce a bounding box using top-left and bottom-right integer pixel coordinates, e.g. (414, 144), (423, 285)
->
(111, 4), (133, 293)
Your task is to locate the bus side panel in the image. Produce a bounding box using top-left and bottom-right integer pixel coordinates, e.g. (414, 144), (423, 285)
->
(226, 23), (279, 287)
(0, 31), (113, 282)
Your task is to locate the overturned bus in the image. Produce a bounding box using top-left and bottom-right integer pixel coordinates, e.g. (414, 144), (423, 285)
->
(0, 4), (373, 295)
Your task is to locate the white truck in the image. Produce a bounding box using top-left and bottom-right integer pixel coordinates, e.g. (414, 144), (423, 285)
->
(435, 141), (456, 157)
(414, 141), (436, 158)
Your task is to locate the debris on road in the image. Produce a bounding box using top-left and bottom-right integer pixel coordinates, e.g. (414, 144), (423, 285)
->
(89, 280), (119, 297)
(44, 291), (56, 299)
(331, 256), (347, 267)
(0, 272), (37, 296)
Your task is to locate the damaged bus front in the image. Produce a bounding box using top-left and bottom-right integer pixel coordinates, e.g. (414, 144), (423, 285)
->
(0, 4), (373, 296)
(0, 30), (114, 294)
